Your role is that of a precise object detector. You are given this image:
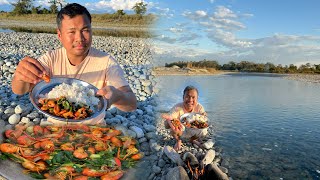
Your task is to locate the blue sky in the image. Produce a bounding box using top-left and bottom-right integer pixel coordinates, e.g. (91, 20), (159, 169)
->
(1, 0), (320, 66)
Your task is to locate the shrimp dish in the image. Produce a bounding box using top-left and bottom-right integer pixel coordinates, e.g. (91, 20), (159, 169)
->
(0, 124), (143, 179)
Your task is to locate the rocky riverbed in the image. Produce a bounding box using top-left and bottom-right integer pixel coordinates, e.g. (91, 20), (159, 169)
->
(0, 32), (229, 180)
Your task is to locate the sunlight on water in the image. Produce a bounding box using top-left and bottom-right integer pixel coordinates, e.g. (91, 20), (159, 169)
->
(156, 74), (320, 179)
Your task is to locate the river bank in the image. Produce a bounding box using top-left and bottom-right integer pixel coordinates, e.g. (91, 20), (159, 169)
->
(0, 32), (228, 179)
(153, 66), (232, 76)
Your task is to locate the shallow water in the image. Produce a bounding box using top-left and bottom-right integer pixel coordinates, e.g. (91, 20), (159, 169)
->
(156, 73), (320, 179)
(0, 28), (14, 33)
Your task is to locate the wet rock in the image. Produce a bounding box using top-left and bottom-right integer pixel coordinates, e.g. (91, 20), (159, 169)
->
(8, 114), (20, 124)
(163, 146), (184, 166)
(158, 159), (166, 168)
(143, 124), (156, 132)
(165, 166), (189, 180)
(129, 126), (144, 138)
(202, 139), (215, 149)
(182, 152), (199, 167)
(14, 104), (27, 114)
(204, 163), (229, 180)
(152, 165), (161, 174)
(201, 149), (215, 166)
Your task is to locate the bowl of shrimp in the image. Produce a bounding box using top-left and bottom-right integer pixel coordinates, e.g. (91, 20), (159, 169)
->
(29, 77), (107, 122)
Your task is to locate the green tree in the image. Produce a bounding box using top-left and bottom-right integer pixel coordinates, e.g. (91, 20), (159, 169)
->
(11, 0), (33, 15)
(49, 4), (58, 14)
(42, 7), (50, 14)
(31, 5), (41, 14)
(132, 2), (147, 16)
(49, 0), (65, 11)
(115, 10), (125, 16)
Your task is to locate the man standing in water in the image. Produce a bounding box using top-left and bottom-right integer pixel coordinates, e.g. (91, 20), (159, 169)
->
(163, 86), (207, 151)
(11, 3), (137, 124)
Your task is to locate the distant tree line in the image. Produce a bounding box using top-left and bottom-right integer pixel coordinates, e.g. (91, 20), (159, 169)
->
(8, 0), (148, 17)
(9, 0), (64, 15)
(165, 60), (320, 74)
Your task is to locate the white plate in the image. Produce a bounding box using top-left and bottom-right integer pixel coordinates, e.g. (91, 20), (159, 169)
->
(29, 77), (107, 122)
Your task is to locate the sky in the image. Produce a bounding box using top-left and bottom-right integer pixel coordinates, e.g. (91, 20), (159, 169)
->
(1, 0), (320, 66)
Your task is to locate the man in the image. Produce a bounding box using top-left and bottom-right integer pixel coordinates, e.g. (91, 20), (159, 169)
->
(11, 3), (137, 124)
(162, 86), (207, 151)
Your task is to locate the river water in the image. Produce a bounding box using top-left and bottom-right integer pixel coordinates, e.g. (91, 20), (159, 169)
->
(156, 73), (320, 179)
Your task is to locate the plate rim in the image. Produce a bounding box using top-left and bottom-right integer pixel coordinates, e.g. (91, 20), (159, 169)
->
(29, 77), (107, 122)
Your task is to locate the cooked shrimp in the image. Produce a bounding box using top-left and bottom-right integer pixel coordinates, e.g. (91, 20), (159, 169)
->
(60, 142), (74, 151)
(0, 143), (19, 153)
(42, 74), (50, 83)
(82, 167), (108, 177)
(100, 170), (124, 180)
(73, 147), (88, 159)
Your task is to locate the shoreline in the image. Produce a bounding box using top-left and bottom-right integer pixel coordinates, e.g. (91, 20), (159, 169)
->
(152, 66), (234, 76)
(154, 67), (320, 84)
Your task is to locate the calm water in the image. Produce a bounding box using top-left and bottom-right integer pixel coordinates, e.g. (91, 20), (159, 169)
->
(0, 28), (14, 33)
(156, 73), (320, 179)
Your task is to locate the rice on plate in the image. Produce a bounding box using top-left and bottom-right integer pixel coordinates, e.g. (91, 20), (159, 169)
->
(39, 82), (99, 112)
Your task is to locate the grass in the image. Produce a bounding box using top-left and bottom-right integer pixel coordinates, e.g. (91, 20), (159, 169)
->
(0, 13), (156, 26)
(0, 13), (156, 38)
(1, 26), (153, 38)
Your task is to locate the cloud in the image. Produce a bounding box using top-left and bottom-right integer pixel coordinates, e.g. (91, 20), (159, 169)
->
(208, 29), (252, 48)
(85, 0), (149, 13)
(195, 10), (207, 17)
(152, 42), (214, 65)
(178, 33), (201, 43)
(214, 6), (237, 18)
(209, 0), (215, 3)
(153, 7), (174, 18)
(208, 17), (246, 31)
(154, 32), (320, 66)
(154, 34), (177, 44)
(253, 34), (320, 46)
(34, 0), (52, 8)
(182, 10), (208, 20)
(168, 27), (183, 33)
(0, 0), (10, 5)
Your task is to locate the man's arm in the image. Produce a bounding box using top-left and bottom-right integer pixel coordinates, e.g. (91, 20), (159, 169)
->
(97, 85), (137, 112)
(12, 57), (47, 95)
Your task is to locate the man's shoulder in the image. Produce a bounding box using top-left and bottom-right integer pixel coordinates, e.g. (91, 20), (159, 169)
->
(173, 102), (184, 108)
(196, 103), (204, 108)
(195, 103), (205, 112)
(39, 47), (64, 61)
(89, 47), (110, 58)
(44, 47), (63, 55)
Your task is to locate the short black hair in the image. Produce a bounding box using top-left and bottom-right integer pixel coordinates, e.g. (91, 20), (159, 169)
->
(56, 3), (91, 29)
(183, 86), (199, 97)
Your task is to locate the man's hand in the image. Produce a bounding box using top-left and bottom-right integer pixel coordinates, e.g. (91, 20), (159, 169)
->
(162, 113), (172, 121)
(97, 86), (120, 107)
(14, 57), (46, 84)
(97, 85), (137, 112)
(162, 114), (184, 133)
(12, 56), (47, 95)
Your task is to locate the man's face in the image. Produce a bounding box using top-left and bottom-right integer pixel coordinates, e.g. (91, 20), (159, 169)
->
(57, 14), (92, 60)
(183, 89), (198, 112)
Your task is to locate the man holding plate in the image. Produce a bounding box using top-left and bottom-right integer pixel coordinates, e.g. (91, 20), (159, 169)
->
(162, 86), (207, 151)
(11, 3), (137, 125)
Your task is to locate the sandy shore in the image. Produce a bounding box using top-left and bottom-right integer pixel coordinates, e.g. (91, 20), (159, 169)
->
(152, 66), (232, 76)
